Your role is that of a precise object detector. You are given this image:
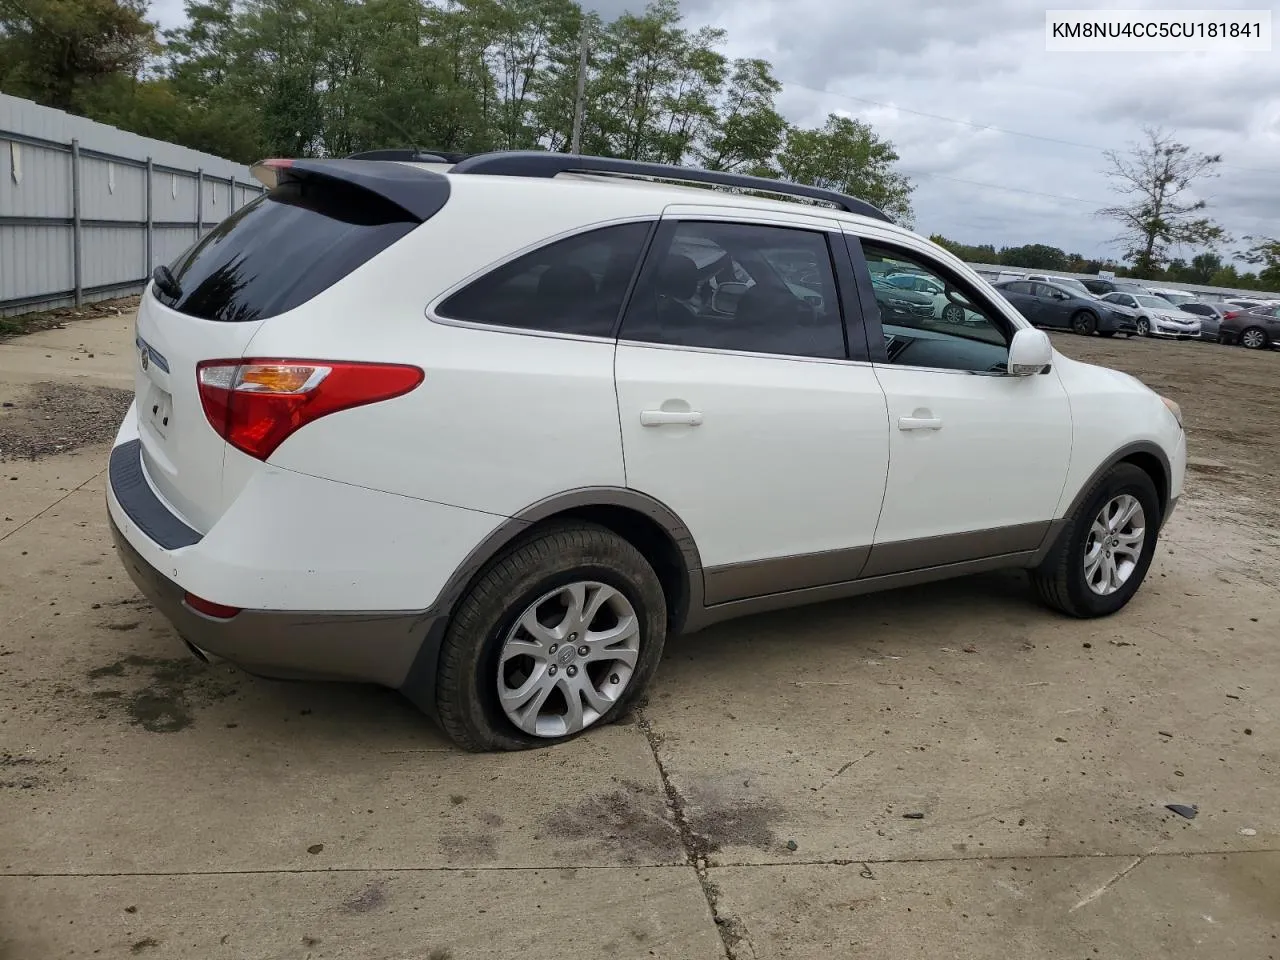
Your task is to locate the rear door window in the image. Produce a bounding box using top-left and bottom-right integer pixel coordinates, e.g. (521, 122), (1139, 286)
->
(435, 222), (653, 337)
(155, 178), (419, 322)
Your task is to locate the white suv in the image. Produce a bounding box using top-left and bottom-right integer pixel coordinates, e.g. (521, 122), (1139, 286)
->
(107, 152), (1188, 751)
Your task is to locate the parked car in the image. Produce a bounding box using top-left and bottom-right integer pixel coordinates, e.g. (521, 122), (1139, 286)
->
(1081, 277), (1149, 296)
(881, 271), (971, 323)
(1176, 301), (1230, 341)
(1219, 304), (1280, 349)
(1099, 293), (1202, 339)
(1145, 287), (1201, 308)
(1024, 275), (1101, 299)
(995, 280), (1138, 336)
(107, 151), (1187, 751)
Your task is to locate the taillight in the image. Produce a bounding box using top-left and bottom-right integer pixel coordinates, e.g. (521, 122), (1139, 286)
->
(196, 359), (423, 460)
(1223, 311), (1241, 320)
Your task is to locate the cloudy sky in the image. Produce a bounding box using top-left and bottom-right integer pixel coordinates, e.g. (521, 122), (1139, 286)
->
(148, 0), (1279, 261)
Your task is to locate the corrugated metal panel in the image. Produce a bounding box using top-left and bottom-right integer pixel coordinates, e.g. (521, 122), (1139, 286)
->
(1, 93), (265, 315)
(81, 227), (146, 286)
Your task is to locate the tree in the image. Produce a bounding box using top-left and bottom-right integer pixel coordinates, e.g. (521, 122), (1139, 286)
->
(697, 57), (786, 174)
(0, 0), (156, 112)
(998, 243), (1068, 270)
(776, 114), (914, 225)
(1098, 126), (1227, 276)
(929, 235), (998, 263)
(1239, 236), (1280, 291)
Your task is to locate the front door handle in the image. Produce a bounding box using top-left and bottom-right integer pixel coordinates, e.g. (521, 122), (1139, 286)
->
(641, 410), (703, 427)
(898, 416), (942, 431)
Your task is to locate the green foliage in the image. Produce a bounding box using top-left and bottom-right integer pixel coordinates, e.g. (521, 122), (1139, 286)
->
(0, 0), (156, 111)
(996, 243), (1069, 270)
(1, 0), (915, 220)
(776, 115), (915, 224)
(1239, 236), (1280, 291)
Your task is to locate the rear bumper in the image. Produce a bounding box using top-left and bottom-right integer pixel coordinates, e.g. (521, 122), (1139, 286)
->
(109, 514), (437, 685)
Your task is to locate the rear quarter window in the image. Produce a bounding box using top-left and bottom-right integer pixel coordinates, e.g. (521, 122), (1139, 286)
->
(154, 179), (418, 322)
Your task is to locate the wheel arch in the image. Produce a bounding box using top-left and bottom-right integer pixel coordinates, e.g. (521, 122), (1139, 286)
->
(1062, 441), (1172, 526)
(399, 488), (703, 721)
(443, 488), (702, 636)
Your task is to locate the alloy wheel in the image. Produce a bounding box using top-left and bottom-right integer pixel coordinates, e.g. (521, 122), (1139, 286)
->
(497, 581), (641, 738)
(1241, 327), (1267, 349)
(1083, 494), (1146, 596)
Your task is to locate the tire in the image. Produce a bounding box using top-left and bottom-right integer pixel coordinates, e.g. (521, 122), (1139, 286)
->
(1070, 311), (1097, 335)
(941, 303), (966, 325)
(1031, 463), (1162, 618)
(1240, 326), (1269, 350)
(1135, 317), (1150, 337)
(435, 522), (667, 752)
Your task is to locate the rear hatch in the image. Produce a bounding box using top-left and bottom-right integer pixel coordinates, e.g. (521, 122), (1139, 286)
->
(134, 160), (446, 534)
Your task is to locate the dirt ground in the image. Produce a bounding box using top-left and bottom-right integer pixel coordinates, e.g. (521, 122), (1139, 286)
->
(0, 308), (1277, 960)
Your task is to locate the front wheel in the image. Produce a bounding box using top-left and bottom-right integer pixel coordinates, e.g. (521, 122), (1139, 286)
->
(1070, 311), (1097, 335)
(1031, 463), (1161, 618)
(1135, 317), (1151, 336)
(435, 522), (667, 751)
(1241, 326), (1269, 349)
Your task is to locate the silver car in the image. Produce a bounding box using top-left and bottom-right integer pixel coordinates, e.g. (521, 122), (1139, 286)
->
(1101, 293), (1202, 339)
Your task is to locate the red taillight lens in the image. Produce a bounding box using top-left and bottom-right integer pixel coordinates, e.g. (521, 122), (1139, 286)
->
(183, 592), (242, 619)
(1223, 310), (1241, 320)
(196, 359), (423, 460)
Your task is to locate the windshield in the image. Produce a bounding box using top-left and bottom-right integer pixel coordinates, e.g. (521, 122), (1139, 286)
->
(1135, 295), (1173, 308)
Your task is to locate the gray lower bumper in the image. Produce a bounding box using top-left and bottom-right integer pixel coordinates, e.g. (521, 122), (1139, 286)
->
(109, 517), (437, 687)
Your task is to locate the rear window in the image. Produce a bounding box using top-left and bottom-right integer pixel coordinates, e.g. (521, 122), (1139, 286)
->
(153, 178), (418, 322)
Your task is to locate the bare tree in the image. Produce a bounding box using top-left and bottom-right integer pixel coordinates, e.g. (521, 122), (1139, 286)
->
(1097, 126), (1227, 276)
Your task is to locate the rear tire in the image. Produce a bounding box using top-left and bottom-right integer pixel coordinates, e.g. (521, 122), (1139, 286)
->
(1241, 326), (1269, 349)
(1031, 463), (1161, 618)
(435, 522), (667, 752)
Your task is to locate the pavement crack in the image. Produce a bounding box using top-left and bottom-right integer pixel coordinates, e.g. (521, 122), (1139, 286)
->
(1068, 855), (1145, 913)
(637, 709), (751, 960)
(816, 750), (874, 792)
(0, 467), (103, 545)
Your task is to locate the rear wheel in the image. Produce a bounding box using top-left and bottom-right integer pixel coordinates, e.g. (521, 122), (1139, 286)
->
(1031, 463), (1161, 618)
(941, 302), (966, 325)
(1070, 311), (1097, 335)
(435, 522), (667, 751)
(1241, 326), (1269, 349)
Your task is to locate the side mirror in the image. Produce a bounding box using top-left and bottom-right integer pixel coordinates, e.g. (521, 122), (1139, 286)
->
(1008, 327), (1053, 376)
(712, 281), (748, 314)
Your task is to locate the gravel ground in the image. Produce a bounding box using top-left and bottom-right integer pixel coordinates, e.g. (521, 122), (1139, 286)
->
(0, 382), (133, 461)
(0, 296), (141, 340)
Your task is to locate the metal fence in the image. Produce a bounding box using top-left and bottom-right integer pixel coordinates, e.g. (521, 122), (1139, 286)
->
(1, 94), (265, 317)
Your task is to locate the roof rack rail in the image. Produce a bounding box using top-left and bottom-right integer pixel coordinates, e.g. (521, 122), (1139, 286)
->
(448, 151), (892, 223)
(345, 148), (479, 163)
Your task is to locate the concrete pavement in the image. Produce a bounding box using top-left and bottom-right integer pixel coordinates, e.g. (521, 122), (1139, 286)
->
(0, 309), (1276, 958)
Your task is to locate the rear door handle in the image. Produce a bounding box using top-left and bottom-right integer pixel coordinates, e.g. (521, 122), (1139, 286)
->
(641, 410), (703, 427)
(898, 416), (942, 431)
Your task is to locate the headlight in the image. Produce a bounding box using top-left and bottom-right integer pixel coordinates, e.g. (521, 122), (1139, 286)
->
(1160, 395), (1183, 428)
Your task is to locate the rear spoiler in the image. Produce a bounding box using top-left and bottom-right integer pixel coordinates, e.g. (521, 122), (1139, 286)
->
(249, 158), (450, 222)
